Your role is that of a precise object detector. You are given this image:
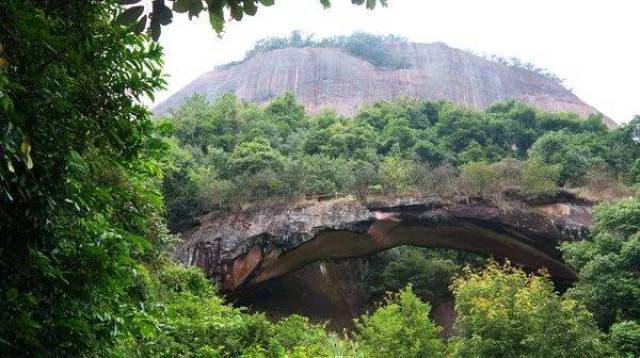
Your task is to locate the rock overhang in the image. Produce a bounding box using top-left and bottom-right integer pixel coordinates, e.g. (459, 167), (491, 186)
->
(173, 194), (592, 291)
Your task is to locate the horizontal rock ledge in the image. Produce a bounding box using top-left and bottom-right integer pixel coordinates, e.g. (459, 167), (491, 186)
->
(173, 194), (592, 291)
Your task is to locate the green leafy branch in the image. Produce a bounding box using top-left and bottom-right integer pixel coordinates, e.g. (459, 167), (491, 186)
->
(113, 0), (387, 40)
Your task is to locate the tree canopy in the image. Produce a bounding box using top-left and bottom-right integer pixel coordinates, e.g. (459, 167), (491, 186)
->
(159, 93), (637, 221)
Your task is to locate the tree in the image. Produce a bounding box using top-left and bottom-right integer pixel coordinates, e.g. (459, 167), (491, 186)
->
(413, 140), (451, 166)
(608, 321), (640, 357)
(376, 247), (463, 306)
(561, 197), (640, 329)
(529, 131), (596, 186)
(1, 1), (166, 354)
(450, 262), (608, 358)
(521, 157), (561, 195)
(458, 161), (495, 196)
(379, 149), (413, 194)
(228, 140), (284, 175)
(353, 286), (446, 358)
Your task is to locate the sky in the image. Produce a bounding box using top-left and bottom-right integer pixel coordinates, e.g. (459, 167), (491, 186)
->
(156, 0), (640, 124)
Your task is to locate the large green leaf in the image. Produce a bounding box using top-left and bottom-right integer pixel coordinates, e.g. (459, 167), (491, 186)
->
(208, 6), (225, 33)
(230, 2), (243, 21)
(173, 0), (203, 14)
(134, 15), (147, 33)
(113, 5), (144, 25)
(242, 0), (258, 16)
(158, 4), (173, 25)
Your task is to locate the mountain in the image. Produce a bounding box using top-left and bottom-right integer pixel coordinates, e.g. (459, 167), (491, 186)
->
(154, 40), (616, 128)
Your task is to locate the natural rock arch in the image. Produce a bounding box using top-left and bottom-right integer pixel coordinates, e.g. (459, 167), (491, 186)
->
(173, 194), (592, 291)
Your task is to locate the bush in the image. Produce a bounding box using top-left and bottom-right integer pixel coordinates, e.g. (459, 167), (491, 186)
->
(117, 263), (354, 357)
(608, 321), (640, 357)
(353, 286), (446, 358)
(529, 131), (596, 186)
(450, 262), (608, 357)
(157, 264), (214, 297)
(458, 161), (495, 196)
(561, 198), (640, 329)
(376, 247), (461, 305)
(379, 155), (413, 194)
(413, 164), (459, 197)
(521, 158), (561, 196)
(349, 160), (378, 200)
(490, 158), (524, 188)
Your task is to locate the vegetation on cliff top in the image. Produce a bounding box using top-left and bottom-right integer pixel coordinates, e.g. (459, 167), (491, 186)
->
(160, 92), (638, 222)
(224, 31), (567, 84)
(236, 31), (410, 69)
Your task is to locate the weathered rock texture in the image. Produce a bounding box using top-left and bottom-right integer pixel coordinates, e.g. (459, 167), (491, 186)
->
(173, 195), (593, 292)
(155, 41), (616, 128)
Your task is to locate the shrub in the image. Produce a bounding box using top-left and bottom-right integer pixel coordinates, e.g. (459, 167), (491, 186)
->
(349, 160), (378, 200)
(414, 164), (459, 197)
(413, 140), (450, 166)
(521, 158), (561, 196)
(450, 262), (608, 357)
(353, 286), (446, 358)
(379, 155), (413, 194)
(529, 131), (595, 186)
(376, 247), (465, 305)
(458, 161), (496, 196)
(561, 198), (640, 329)
(266, 315), (350, 357)
(608, 321), (640, 357)
(490, 158), (524, 188)
(157, 263), (214, 297)
(368, 184), (384, 195)
(578, 162), (631, 202)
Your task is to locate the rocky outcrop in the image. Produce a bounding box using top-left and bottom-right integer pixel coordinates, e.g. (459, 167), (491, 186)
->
(173, 195), (593, 292)
(155, 41), (616, 128)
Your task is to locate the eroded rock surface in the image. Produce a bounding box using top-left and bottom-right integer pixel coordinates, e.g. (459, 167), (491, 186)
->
(172, 195), (592, 291)
(155, 42), (616, 128)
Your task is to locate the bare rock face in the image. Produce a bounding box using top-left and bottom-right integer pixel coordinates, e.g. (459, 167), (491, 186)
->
(172, 195), (593, 292)
(155, 41), (616, 128)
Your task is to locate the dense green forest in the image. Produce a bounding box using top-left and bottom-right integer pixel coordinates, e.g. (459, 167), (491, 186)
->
(1, 1), (640, 357)
(160, 93), (639, 223)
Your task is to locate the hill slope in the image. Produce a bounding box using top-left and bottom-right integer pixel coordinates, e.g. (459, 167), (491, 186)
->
(155, 41), (616, 128)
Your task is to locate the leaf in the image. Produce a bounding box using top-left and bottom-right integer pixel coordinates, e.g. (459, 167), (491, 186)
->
(120, 0), (143, 4)
(6, 161), (14, 173)
(173, 0), (203, 13)
(157, 4), (173, 25)
(133, 15), (147, 34)
(113, 6), (144, 26)
(259, 0), (274, 5)
(320, 0), (331, 8)
(21, 140), (33, 170)
(208, 6), (225, 33)
(230, 3), (244, 21)
(243, 0), (258, 16)
(149, 11), (162, 41)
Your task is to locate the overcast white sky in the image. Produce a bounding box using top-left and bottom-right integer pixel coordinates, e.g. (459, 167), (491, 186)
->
(156, 0), (639, 123)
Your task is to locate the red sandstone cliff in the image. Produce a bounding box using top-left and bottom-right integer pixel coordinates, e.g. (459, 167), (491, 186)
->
(154, 41), (616, 128)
